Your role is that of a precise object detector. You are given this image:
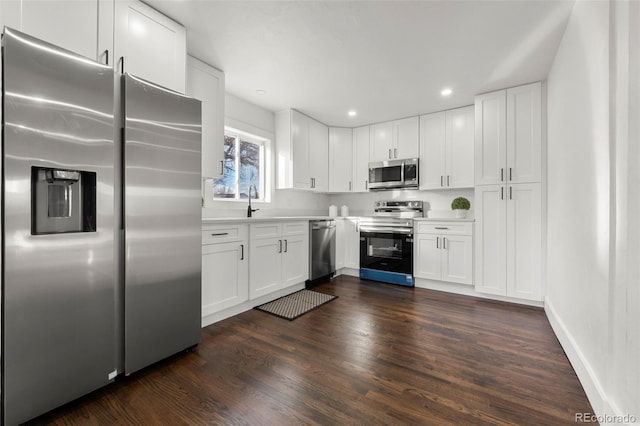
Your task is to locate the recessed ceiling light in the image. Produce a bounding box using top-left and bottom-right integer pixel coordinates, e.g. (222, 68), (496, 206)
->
(256, 89), (266, 95)
(441, 88), (453, 97)
(348, 110), (357, 117)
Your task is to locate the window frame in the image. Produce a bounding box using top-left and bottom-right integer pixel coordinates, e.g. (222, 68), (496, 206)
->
(212, 127), (269, 203)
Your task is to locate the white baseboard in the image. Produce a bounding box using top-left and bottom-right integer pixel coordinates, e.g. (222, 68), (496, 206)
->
(415, 278), (544, 308)
(201, 282), (305, 327)
(544, 298), (617, 423)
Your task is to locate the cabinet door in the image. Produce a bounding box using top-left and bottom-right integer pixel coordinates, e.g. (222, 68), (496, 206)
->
(414, 234), (441, 280)
(291, 110), (312, 189)
(419, 112), (446, 189)
(393, 116), (419, 159)
(446, 106), (475, 188)
(344, 218), (360, 269)
(335, 219), (345, 270)
(115, 0), (186, 93)
(441, 235), (473, 285)
(309, 119), (329, 192)
(202, 241), (248, 316)
(475, 90), (507, 185)
(0, 0), (111, 63)
(475, 185), (507, 295)
(249, 238), (282, 299)
(186, 56), (225, 179)
(506, 183), (542, 300)
(282, 233), (309, 287)
(370, 121), (393, 162)
(329, 128), (353, 192)
(352, 126), (370, 192)
(506, 83), (542, 184)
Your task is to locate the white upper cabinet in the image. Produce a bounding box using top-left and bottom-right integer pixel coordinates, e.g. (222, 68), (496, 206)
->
(370, 116), (419, 162)
(276, 109), (329, 192)
(446, 106), (475, 188)
(329, 128), (353, 192)
(114, 0), (186, 93)
(420, 106), (474, 190)
(419, 112), (446, 189)
(309, 118), (329, 192)
(0, 0), (113, 64)
(186, 56), (225, 179)
(352, 126), (371, 192)
(506, 83), (542, 184)
(475, 82), (542, 185)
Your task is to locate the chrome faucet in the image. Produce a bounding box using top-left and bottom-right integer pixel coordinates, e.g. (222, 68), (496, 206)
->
(247, 184), (259, 217)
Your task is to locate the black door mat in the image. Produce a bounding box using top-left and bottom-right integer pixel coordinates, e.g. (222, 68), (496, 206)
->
(254, 289), (337, 320)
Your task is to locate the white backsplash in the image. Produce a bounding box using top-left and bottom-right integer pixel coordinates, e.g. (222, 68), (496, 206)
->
(328, 188), (475, 218)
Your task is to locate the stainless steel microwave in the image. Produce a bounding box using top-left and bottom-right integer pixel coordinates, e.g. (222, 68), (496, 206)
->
(368, 158), (419, 190)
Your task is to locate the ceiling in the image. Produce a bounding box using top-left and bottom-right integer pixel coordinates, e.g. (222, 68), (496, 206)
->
(147, 0), (575, 128)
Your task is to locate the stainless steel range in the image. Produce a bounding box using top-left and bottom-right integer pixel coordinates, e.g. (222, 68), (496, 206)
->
(359, 201), (423, 286)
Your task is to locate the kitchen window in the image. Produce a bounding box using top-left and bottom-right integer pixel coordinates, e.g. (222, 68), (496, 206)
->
(213, 128), (267, 201)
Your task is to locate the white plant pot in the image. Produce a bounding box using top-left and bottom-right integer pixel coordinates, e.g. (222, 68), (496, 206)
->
(453, 209), (467, 219)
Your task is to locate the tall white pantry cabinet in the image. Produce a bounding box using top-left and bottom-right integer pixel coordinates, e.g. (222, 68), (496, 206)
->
(474, 82), (544, 302)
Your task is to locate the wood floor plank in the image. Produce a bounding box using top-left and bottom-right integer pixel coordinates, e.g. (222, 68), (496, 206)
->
(30, 276), (593, 425)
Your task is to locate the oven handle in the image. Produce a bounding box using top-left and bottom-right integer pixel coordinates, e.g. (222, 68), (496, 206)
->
(359, 226), (413, 235)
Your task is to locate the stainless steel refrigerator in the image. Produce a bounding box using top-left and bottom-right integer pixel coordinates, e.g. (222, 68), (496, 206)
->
(1, 28), (202, 425)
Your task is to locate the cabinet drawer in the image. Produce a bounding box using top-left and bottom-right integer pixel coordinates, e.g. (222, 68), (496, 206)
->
(282, 221), (309, 236)
(202, 224), (248, 244)
(415, 221), (473, 236)
(250, 222), (282, 239)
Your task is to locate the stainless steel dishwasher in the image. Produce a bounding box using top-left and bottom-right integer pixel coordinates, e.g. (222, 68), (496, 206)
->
(307, 219), (336, 286)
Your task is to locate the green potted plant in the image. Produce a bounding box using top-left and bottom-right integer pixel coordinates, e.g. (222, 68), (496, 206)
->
(451, 197), (471, 218)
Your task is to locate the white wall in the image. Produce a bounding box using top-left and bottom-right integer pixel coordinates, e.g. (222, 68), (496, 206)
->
(202, 93), (330, 218)
(545, 0), (639, 421)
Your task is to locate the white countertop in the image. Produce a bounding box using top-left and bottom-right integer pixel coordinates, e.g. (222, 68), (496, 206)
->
(202, 216), (334, 224)
(414, 217), (475, 222)
(203, 216), (473, 224)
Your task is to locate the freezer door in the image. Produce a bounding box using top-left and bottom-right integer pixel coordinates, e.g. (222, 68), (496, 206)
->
(123, 74), (202, 374)
(2, 28), (116, 425)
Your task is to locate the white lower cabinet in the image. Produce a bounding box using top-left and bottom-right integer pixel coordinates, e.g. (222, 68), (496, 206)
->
(201, 224), (249, 317)
(335, 219), (345, 270)
(475, 183), (542, 301)
(414, 221), (473, 285)
(343, 218), (360, 269)
(250, 221), (309, 299)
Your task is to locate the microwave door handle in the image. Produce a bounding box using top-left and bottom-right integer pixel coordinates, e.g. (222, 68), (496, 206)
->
(400, 162), (405, 184)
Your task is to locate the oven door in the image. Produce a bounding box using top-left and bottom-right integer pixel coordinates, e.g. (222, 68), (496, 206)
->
(359, 230), (414, 286)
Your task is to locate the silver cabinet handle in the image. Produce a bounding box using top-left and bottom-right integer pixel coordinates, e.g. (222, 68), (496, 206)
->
(394, 148), (397, 158)
(500, 168), (504, 182)
(501, 187), (504, 200)
(447, 175), (450, 186)
(440, 176), (444, 187)
(240, 244), (244, 260)
(284, 239), (288, 252)
(278, 239), (282, 253)
(211, 232), (229, 236)
(436, 236), (440, 249)
(435, 227), (449, 230)
(220, 160), (224, 175)
(509, 167), (513, 181)
(443, 237), (447, 249)
(119, 56), (125, 74)
(365, 180), (368, 190)
(388, 148), (392, 159)
(349, 181), (352, 191)
(102, 49), (109, 66)
(509, 186), (513, 200)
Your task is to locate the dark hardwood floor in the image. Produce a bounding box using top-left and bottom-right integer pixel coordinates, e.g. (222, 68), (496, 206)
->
(31, 276), (593, 425)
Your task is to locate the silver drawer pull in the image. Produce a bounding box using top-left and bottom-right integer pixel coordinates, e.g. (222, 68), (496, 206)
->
(210, 232), (229, 236)
(435, 227), (449, 230)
